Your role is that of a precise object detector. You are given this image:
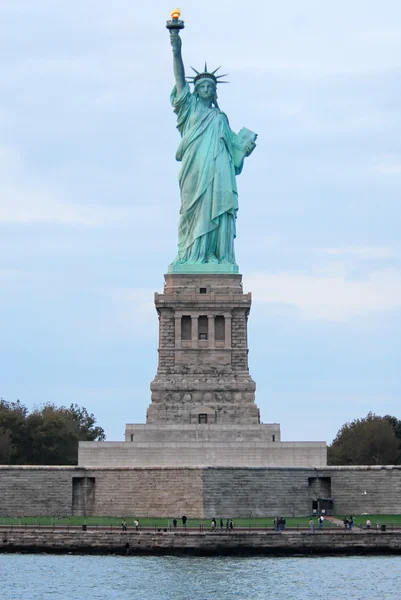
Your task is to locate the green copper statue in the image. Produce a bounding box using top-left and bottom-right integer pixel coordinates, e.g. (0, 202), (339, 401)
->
(167, 12), (257, 272)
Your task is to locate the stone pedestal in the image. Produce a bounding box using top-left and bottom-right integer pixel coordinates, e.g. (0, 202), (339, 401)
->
(147, 273), (260, 425)
(78, 271), (327, 470)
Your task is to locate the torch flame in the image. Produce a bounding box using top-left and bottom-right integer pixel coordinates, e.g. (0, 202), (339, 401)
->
(171, 8), (181, 19)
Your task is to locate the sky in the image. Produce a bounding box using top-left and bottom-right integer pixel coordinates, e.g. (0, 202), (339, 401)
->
(0, 0), (400, 444)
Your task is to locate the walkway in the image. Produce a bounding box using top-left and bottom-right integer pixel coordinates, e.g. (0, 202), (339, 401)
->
(325, 516), (361, 530)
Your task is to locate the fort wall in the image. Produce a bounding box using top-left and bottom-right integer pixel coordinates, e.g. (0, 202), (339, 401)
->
(1, 465), (401, 518)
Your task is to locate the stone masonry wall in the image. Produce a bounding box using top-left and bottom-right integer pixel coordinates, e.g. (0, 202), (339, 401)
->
(1, 466), (401, 518)
(329, 467), (401, 515)
(0, 467), (204, 518)
(202, 468), (314, 518)
(3, 529), (401, 556)
(148, 274), (259, 425)
(0, 467), (82, 517)
(231, 309), (249, 372)
(78, 441), (326, 468)
(87, 468), (204, 517)
(202, 467), (401, 518)
(157, 309), (175, 372)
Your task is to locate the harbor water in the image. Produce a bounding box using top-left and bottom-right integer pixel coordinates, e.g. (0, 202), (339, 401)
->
(1, 554), (401, 599)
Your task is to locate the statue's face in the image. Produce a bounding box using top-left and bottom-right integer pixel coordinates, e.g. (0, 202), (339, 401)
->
(196, 80), (216, 100)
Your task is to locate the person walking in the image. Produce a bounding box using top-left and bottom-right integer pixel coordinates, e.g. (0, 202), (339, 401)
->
(309, 518), (315, 533)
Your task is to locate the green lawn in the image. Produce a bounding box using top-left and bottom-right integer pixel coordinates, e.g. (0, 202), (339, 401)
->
(1, 515), (400, 528)
(337, 514), (401, 527)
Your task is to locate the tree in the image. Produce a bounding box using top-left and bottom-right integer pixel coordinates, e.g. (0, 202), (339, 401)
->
(0, 399), (28, 462)
(0, 427), (15, 463)
(328, 412), (401, 465)
(65, 404), (106, 442)
(384, 415), (401, 441)
(0, 399), (105, 465)
(26, 404), (82, 465)
(384, 415), (401, 463)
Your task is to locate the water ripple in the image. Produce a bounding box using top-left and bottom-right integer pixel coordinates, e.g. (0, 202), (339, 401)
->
(1, 554), (401, 599)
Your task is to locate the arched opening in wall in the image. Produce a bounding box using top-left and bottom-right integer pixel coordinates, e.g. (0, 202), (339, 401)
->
(198, 414), (208, 424)
(198, 315), (208, 340)
(181, 315), (192, 340)
(215, 316), (225, 341)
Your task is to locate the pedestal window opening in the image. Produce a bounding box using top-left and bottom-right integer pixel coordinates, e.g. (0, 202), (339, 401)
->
(181, 315), (192, 340)
(198, 316), (208, 340)
(215, 316), (225, 341)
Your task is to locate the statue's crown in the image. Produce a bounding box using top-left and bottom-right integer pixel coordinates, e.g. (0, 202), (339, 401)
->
(186, 63), (229, 86)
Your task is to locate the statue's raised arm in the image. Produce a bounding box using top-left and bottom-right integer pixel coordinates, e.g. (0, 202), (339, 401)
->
(170, 30), (185, 95)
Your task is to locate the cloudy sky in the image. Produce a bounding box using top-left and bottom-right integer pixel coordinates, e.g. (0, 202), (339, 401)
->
(1, 0), (400, 443)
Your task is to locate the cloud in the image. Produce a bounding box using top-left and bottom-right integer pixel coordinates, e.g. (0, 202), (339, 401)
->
(321, 246), (400, 260)
(0, 186), (153, 226)
(373, 164), (401, 175)
(0, 146), (157, 226)
(101, 288), (157, 338)
(0, 269), (31, 280)
(1, 187), (108, 226)
(247, 267), (401, 322)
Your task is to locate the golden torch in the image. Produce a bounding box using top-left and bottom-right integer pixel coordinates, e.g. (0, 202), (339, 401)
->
(166, 8), (185, 30)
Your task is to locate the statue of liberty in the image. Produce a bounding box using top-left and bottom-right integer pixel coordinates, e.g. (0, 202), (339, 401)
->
(167, 11), (257, 272)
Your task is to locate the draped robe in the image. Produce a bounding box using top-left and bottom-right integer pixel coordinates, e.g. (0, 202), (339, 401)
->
(171, 83), (242, 265)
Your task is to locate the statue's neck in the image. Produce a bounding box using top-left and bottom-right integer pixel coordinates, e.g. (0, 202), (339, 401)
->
(197, 97), (213, 109)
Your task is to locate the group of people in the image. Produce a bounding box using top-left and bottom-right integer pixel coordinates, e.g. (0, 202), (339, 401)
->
(121, 519), (140, 532)
(343, 516), (355, 530)
(120, 515), (375, 534)
(309, 515), (325, 532)
(170, 516), (234, 532)
(172, 515), (187, 529)
(120, 515), (376, 534)
(211, 518), (234, 532)
(274, 517), (286, 532)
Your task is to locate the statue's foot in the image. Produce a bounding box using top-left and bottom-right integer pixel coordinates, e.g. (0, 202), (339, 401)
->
(206, 254), (219, 264)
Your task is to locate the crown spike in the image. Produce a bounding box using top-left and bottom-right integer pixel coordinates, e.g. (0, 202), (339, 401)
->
(189, 64), (230, 86)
